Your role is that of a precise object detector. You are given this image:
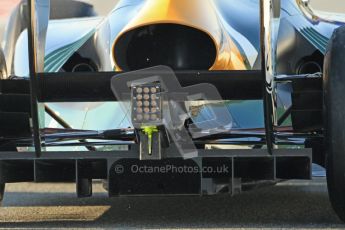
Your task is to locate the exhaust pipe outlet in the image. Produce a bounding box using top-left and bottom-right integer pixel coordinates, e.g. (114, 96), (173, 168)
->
(112, 0), (246, 71)
(71, 63), (96, 72)
(114, 24), (217, 71)
(297, 61), (322, 74)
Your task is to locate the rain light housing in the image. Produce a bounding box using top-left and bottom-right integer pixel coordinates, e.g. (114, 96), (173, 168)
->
(131, 83), (162, 127)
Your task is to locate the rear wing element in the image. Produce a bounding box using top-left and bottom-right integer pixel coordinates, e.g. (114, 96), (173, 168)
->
(24, 0), (276, 157)
(27, 0), (50, 156)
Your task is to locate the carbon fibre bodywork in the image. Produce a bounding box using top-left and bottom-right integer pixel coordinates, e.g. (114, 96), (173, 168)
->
(3, 0), (341, 134)
(0, 0), (342, 197)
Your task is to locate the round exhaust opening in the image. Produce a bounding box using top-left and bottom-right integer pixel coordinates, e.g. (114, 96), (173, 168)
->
(297, 61), (322, 74)
(61, 53), (98, 72)
(114, 23), (217, 71)
(71, 63), (96, 72)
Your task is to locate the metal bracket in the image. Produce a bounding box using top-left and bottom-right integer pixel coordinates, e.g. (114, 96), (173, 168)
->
(260, 0), (276, 154)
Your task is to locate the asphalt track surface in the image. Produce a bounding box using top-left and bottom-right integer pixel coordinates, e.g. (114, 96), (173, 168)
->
(0, 178), (344, 229)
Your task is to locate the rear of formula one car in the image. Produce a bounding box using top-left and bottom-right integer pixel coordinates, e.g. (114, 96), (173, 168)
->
(0, 0), (345, 223)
